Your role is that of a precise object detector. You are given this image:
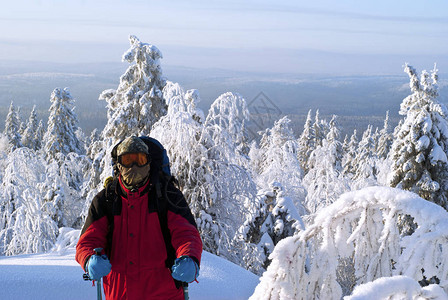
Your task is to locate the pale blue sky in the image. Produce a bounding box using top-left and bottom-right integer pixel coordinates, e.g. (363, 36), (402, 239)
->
(1, 0), (447, 74)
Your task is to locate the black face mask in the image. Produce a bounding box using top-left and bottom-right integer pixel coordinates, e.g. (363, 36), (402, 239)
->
(118, 163), (150, 188)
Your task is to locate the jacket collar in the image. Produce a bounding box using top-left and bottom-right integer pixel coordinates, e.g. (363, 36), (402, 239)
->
(118, 175), (151, 197)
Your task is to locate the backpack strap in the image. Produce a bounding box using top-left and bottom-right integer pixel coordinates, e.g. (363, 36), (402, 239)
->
(104, 177), (120, 257)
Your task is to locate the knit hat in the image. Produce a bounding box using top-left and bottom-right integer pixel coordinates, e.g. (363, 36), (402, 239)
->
(117, 136), (149, 156)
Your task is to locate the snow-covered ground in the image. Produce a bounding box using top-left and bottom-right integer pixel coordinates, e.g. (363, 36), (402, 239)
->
(0, 248), (259, 300)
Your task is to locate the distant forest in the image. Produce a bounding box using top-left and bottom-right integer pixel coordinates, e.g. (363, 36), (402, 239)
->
(0, 60), (447, 139)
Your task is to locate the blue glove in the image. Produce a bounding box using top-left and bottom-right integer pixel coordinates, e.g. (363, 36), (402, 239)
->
(171, 256), (199, 283)
(87, 254), (112, 281)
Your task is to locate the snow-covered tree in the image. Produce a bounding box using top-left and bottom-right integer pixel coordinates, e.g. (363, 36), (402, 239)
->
(43, 88), (83, 161)
(152, 85), (257, 267)
(376, 111), (393, 159)
(35, 120), (45, 150)
(42, 152), (87, 229)
(389, 64), (448, 210)
(297, 109), (315, 173)
(3, 101), (22, 150)
(0, 148), (58, 255)
(202, 92), (251, 166)
(250, 116), (305, 209)
(351, 125), (378, 189)
(192, 92), (256, 261)
(312, 109), (328, 148)
(151, 81), (207, 194)
(342, 130), (358, 177)
(303, 116), (349, 213)
(21, 105), (39, 150)
(250, 186), (448, 299)
(326, 115), (344, 167)
(346, 276), (448, 299)
(100, 35), (167, 143)
(234, 182), (304, 275)
(92, 35), (168, 190)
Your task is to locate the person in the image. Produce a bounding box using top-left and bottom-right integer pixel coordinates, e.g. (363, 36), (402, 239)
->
(76, 136), (203, 299)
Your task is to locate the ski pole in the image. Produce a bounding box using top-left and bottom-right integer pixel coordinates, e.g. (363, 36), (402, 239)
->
(93, 248), (103, 300)
(182, 282), (189, 300)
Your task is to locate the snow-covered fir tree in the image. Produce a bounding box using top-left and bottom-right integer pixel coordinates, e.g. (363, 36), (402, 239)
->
(249, 116), (305, 211)
(43, 87), (83, 161)
(43, 152), (88, 229)
(234, 182), (305, 275)
(303, 116), (349, 213)
(3, 101), (22, 150)
(0, 148), (58, 255)
(85, 128), (100, 159)
(342, 130), (358, 177)
(389, 64), (448, 210)
(91, 35), (168, 191)
(202, 92), (251, 166)
(250, 186), (448, 299)
(152, 84), (258, 268)
(35, 120), (45, 150)
(312, 109), (328, 148)
(21, 105), (40, 150)
(376, 111), (392, 159)
(297, 109), (315, 174)
(100, 35), (166, 142)
(17, 107), (26, 136)
(351, 125), (378, 189)
(193, 92), (257, 262)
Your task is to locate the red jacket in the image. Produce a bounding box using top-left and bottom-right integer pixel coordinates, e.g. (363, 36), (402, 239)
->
(76, 177), (203, 300)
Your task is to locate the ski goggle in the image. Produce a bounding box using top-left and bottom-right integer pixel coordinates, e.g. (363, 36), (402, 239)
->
(118, 152), (150, 168)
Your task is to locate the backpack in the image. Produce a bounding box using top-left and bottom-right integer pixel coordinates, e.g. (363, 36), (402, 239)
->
(104, 136), (180, 286)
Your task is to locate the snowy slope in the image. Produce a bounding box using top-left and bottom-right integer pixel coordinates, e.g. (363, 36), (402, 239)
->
(0, 249), (259, 300)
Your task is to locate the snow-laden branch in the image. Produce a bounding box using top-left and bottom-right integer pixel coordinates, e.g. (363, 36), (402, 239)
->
(345, 276), (448, 300)
(250, 186), (448, 299)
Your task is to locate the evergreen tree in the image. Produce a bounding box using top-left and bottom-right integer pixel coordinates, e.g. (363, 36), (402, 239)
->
(43, 88), (83, 161)
(297, 109), (315, 174)
(303, 116), (349, 213)
(327, 115), (344, 169)
(0, 148), (58, 255)
(389, 64), (448, 209)
(313, 109), (327, 148)
(95, 35), (168, 187)
(377, 111), (393, 159)
(35, 120), (45, 150)
(4, 102), (22, 150)
(193, 92), (256, 261)
(250, 186), (448, 300)
(202, 92), (250, 166)
(235, 182), (304, 275)
(86, 128), (100, 159)
(250, 116), (305, 210)
(152, 85), (258, 267)
(352, 125), (378, 188)
(342, 130), (358, 177)
(342, 134), (349, 155)
(100, 35), (167, 142)
(21, 105), (39, 150)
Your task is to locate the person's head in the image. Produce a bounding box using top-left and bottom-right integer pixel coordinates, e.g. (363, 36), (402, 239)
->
(116, 136), (151, 188)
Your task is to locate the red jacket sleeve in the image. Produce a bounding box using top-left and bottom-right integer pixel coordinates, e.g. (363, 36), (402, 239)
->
(75, 191), (109, 271)
(166, 185), (203, 265)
